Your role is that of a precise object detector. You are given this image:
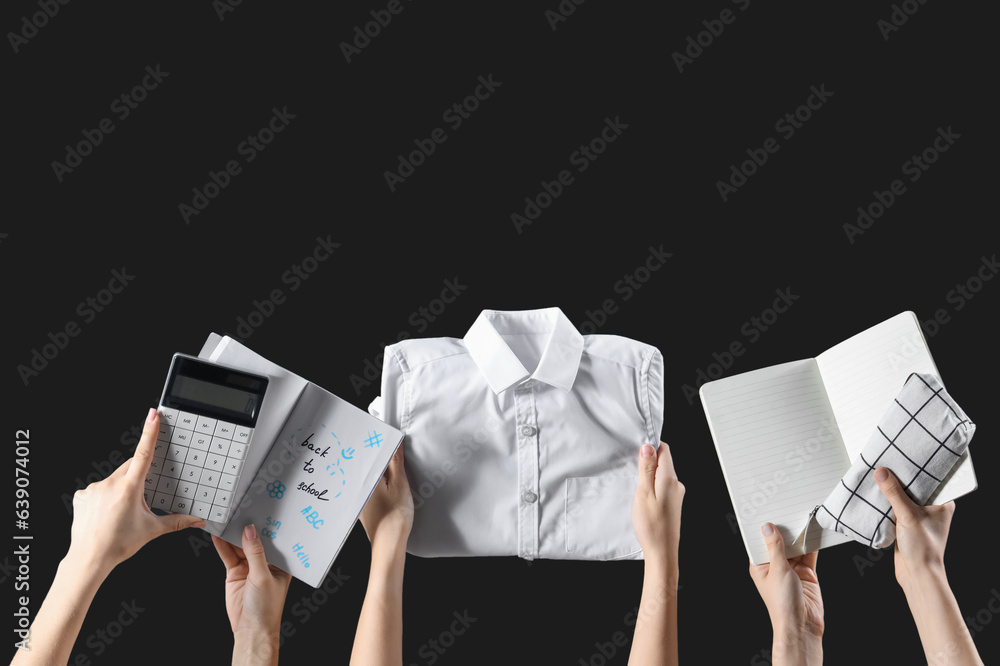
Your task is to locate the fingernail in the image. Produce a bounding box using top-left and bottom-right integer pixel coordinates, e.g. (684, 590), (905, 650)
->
(875, 468), (888, 482)
(244, 524), (258, 541)
(147, 408), (157, 422)
(761, 523), (774, 536)
(191, 520), (207, 528)
(640, 444), (655, 458)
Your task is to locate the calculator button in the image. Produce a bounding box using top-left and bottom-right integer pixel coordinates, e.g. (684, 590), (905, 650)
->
(156, 476), (178, 494)
(210, 506), (230, 523)
(153, 441), (167, 457)
(177, 411), (198, 431)
(199, 469), (221, 488)
(214, 421), (236, 440)
(224, 457), (244, 476)
(191, 501), (212, 519)
(171, 497), (193, 514)
(213, 489), (233, 507)
(144, 473), (160, 490)
(190, 434), (212, 451)
(220, 473), (238, 492)
(161, 461), (182, 479)
(170, 429), (193, 446)
(158, 407), (179, 425)
(205, 455), (225, 472)
(196, 416), (217, 435)
(211, 437), (232, 456)
(152, 492), (174, 510)
(228, 442), (247, 460)
(143, 488), (154, 506)
(166, 445), (188, 462)
(185, 448), (206, 466)
(157, 423), (173, 442)
(177, 482), (197, 499)
(181, 464), (203, 482)
(234, 426), (253, 443)
(149, 456), (164, 473)
(195, 485), (216, 502)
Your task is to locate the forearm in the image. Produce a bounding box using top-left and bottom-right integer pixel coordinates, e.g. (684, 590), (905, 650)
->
(232, 624), (280, 666)
(903, 567), (983, 666)
(628, 554), (679, 666)
(11, 552), (108, 666)
(350, 540), (406, 666)
(770, 623), (823, 666)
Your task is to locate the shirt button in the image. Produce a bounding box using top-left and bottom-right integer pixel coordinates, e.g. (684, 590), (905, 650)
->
(522, 490), (538, 504)
(519, 425), (537, 437)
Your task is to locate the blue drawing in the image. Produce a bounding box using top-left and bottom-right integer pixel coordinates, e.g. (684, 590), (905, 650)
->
(364, 431), (383, 449)
(267, 480), (286, 499)
(341, 447), (355, 460)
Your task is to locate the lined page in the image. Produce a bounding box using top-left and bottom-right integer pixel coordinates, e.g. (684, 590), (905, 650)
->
(816, 311), (977, 503)
(701, 360), (853, 565)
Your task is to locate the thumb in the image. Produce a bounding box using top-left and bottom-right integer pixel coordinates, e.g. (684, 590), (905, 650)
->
(241, 524), (271, 578)
(761, 523), (789, 570)
(874, 467), (916, 520)
(637, 444), (657, 496)
(157, 512), (206, 535)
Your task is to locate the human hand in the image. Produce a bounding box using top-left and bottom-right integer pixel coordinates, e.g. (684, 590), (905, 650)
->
(359, 439), (413, 554)
(874, 466), (955, 590)
(212, 527), (292, 636)
(749, 524), (824, 656)
(68, 408), (205, 576)
(632, 442), (685, 566)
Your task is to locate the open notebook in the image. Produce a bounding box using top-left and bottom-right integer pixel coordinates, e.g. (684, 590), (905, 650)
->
(700, 312), (977, 564)
(196, 334), (403, 586)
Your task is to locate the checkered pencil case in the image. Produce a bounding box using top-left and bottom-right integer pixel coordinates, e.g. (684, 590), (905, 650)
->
(815, 373), (975, 549)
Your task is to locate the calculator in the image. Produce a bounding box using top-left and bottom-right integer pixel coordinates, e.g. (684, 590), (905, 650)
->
(147, 354), (269, 524)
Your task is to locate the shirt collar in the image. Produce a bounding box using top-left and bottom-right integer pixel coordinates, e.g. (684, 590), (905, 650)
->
(463, 308), (585, 394)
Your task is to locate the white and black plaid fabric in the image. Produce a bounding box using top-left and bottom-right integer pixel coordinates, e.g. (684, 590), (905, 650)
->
(816, 373), (975, 549)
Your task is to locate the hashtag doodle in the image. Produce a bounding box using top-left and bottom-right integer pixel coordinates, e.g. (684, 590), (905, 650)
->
(364, 431), (383, 449)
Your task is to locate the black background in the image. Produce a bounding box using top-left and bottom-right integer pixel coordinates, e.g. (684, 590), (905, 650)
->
(4, 0), (998, 664)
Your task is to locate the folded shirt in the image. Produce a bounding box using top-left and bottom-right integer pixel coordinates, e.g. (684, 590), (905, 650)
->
(816, 373), (975, 548)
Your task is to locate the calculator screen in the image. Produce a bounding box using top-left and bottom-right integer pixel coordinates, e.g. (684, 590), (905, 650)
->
(172, 375), (259, 415)
(161, 355), (268, 427)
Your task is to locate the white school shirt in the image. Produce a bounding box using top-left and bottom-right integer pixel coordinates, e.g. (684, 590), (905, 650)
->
(368, 308), (663, 560)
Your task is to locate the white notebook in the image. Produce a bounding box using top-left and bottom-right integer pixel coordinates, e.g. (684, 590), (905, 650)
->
(699, 312), (977, 564)
(196, 334), (403, 586)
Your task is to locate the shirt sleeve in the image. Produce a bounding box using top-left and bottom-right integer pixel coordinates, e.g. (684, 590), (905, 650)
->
(367, 344), (409, 431)
(640, 347), (664, 444)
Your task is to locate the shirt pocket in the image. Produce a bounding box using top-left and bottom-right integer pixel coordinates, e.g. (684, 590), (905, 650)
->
(564, 475), (642, 560)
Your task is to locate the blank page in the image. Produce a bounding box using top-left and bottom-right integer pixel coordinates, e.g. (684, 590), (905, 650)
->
(701, 359), (853, 564)
(816, 311), (976, 503)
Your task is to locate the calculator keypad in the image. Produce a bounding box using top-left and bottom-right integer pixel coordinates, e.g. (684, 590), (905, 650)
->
(147, 406), (250, 525)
